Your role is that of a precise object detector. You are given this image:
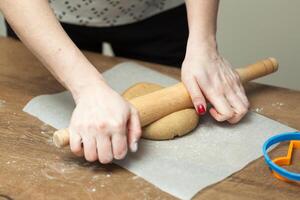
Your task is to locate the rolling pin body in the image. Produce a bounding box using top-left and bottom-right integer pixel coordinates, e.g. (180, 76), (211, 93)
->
(53, 58), (278, 147)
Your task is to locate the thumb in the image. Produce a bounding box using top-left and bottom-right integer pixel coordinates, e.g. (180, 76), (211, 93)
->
(183, 76), (207, 115)
(127, 106), (142, 152)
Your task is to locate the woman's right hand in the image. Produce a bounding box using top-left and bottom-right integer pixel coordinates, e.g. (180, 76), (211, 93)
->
(0, 0), (142, 164)
(69, 81), (142, 164)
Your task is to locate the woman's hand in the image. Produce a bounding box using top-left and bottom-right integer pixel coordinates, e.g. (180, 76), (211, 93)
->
(184, 0), (249, 123)
(181, 45), (249, 124)
(69, 81), (141, 164)
(1, 0), (141, 164)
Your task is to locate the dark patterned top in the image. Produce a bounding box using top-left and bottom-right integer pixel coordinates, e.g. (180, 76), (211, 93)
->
(49, 0), (184, 27)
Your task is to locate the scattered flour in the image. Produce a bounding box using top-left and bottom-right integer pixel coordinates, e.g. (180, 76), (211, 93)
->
(253, 107), (264, 113)
(271, 102), (285, 109)
(252, 102), (285, 113)
(0, 99), (6, 108)
(86, 187), (97, 193)
(92, 175), (100, 180)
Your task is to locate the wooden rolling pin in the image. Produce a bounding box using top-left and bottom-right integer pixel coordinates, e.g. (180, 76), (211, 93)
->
(53, 57), (278, 148)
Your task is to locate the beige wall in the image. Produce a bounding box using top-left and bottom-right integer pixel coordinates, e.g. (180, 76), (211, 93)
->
(0, 13), (5, 36)
(1, 1), (299, 90)
(218, 0), (299, 90)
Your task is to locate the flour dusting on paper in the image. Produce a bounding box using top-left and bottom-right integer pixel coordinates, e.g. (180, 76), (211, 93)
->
(23, 62), (296, 200)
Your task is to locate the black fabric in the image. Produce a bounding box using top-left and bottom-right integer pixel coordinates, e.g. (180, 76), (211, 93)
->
(6, 5), (188, 67)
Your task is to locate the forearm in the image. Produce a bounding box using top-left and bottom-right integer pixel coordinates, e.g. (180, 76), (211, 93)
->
(185, 0), (219, 54)
(0, 0), (104, 99)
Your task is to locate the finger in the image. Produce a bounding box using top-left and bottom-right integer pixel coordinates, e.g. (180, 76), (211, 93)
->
(96, 136), (113, 164)
(69, 128), (83, 157)
(236, 84), (250, 109)
(82, 136), (98, 162)
(207, 93), (234, 122)
(127, 106), (142, 152)
(226, 91), (248, 124)
(112, 134), (128, 160)
(233, 72), (249, 108)
(183, 76), (207, 115)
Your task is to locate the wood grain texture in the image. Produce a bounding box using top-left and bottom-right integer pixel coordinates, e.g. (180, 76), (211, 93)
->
(0, 37), (299, 200)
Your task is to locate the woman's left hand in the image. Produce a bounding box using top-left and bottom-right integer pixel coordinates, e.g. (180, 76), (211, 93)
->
(181, 45), (250, 124)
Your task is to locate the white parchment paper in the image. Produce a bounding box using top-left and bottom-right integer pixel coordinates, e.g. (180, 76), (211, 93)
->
(23, 62), (296, 199)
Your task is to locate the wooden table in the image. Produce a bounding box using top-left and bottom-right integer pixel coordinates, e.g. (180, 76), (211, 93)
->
(0, 37), (299, 200)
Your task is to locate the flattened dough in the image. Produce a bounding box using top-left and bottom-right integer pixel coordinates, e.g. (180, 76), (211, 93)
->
(123, 82), (199, 140)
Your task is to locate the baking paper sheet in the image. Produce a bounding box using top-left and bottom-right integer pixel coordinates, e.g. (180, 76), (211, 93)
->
(23, 62), (296, 199)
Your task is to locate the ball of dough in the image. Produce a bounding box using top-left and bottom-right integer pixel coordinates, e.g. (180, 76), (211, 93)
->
(142, 109), (199, 140)
(122, 82), (199, 140)
(122, 82), (164, 100)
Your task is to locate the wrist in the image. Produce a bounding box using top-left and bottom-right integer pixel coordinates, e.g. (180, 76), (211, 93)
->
(186, 35), (218, 57)
(65, 65), (108, 103)
(71, 78), (110, 104)
(185, 40), (220, 63)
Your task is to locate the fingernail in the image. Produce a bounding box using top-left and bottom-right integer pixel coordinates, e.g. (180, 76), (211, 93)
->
(130, 142), (138, 152)
(196, 104), (206, 115)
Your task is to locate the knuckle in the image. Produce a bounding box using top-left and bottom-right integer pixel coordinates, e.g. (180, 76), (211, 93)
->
(112, 119), (126, 131)
(97, 121), (107, 131)
(223, 111), (234, 119)
(192, 95), (204, 103)
(115, 122), (124, 131)
(216, 112), (234, 121)
(230, 104), (248, 119)
(228, 118), (239, 124)
(73, 123), (84, 132)
(237, 107), (248, 115)
(86, 123), (96, 132)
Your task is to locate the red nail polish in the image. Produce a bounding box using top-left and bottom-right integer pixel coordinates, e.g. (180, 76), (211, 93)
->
(197, 104), (206, 115)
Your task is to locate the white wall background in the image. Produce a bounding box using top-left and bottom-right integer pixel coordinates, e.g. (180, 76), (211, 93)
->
(0, 13), (5, 36)
(1, 0), (299, 90)
(217, 0), (299, 90)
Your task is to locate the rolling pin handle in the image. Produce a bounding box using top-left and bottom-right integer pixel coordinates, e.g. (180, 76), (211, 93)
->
(269, 57), (279, 70)
(236, 57), (279, 83)
(53, 129), (70, 148)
